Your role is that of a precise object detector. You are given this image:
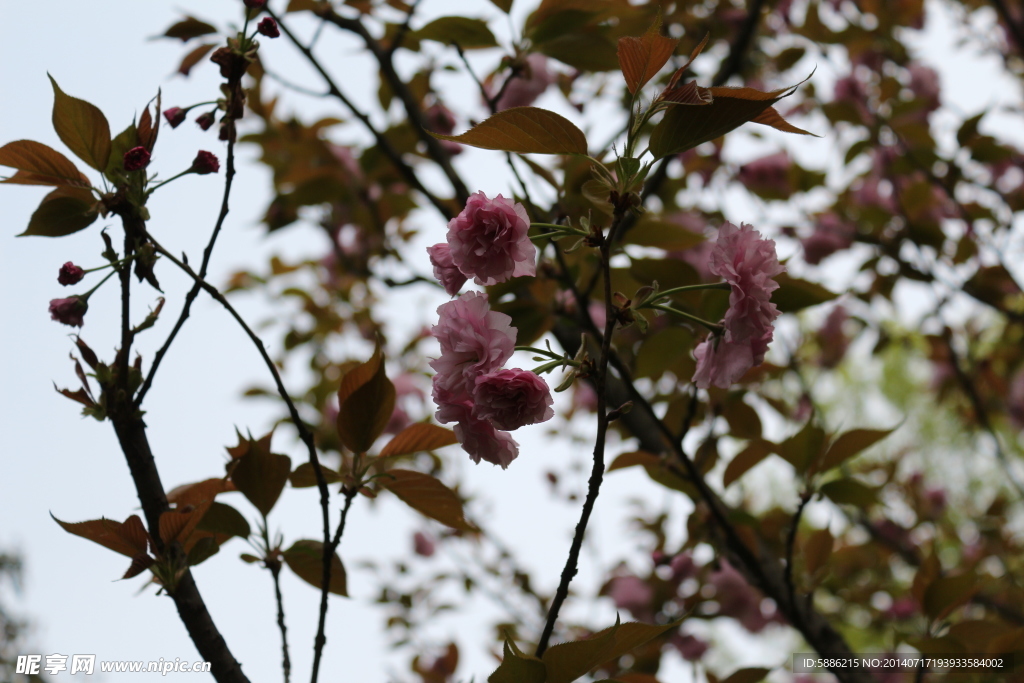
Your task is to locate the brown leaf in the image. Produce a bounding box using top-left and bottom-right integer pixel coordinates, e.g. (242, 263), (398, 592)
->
(230, 434), (292, 517)
(49, 75), (111, 172)
(138, 90), (161, 152)
(159, 498), (213, 546)
(288, 462), (342, 488)
(722, 439), (774, 487)
(52, 513), (151, 558)
(178, 44), (216, 77)
(0, 140), (91, 187)
(162, 16), (218, 41)
(660, 81), (713, 105)
(379, 423), (458, 459)
(750, 106), (816, 136)
(380, 469), (475, 531)
(803, 527), (834, 577)
(166, 477), (234, 506)
(283, 540), (348, 597)
(617, 16), (679, 94)
(432, 107), (587, 155)
(336, 347), (396, 454)
(20, 186), (99, 238)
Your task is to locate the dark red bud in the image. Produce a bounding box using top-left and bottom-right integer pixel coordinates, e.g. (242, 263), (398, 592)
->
(58, 262), (85, 286)
(195, 111), (217, 131)
(123, 146), (151, 172)
(163, 107), (187, 128)
(257, 17), (280, 38)
(190, 150), (220, 175)
(243, 0), (266, 7)
(49, 296), (88, 327)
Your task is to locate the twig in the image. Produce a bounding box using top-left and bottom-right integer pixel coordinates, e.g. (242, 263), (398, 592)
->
(313, 7), (471, 204)
(535, 209), (627, 658)
(139, 230), (338, 683)
(270, 562), (291, 683)
(268, 9), (456, 220)
(136, 136), (237, 405)
(386, 0), (423, 60)
(989, 0), (1024, 56)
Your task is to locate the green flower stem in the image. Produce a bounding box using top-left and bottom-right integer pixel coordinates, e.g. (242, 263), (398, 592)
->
(531, 222), (589, 236)
(84, 255), (135, 274)
(645, 282), (732, 301)
(80, 267), (120, 300)
(648, 303), (723, 333)
(515, 345), (562, 359)
(146, 169), (194, 195)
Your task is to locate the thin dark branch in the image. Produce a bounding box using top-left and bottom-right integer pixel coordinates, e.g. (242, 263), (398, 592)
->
(713, 0), (768, 85)
(140, 230), (337, 683)
(136, 136), (237, 405)
(989, 0), (1024, 56)
(315, 7), (471, 204)
(386, 0), (423, 60)
(535, 209), (626, 658)
(271, 564), (291, 683)
(268, 8), (456, 220)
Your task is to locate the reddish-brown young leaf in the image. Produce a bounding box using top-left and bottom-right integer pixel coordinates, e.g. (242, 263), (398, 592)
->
(750, 106), (816, 136)
(283, 540), (348, 597)
(432, 107), (588, 155)
(161, 16), (218, 41)
(178, 43), (216, 77)
(0, 140), (91, 187)
(20, 186), (99, 238)
(380, 469), (475, 531)
(166, 477), (235, 506)
(803, 527), (834, 577)
(288, 462), (342, 488)
(159, 498), (213, 546)
(54, 385), (96, 409)
(664, 33), (710, 92)
(51, 513), (150, 558)
(137, 90), (161, 152)
(722, 439), (774, 487)
(649, 80), (809, 159)
(336, 347), (396, 454)
(617, 16), (679, 95)
(229, 435), (292, 517)
(488, 638), (546, 683)
(378, 423), (458, 459)
(48, 75), (111, 172)
(660, 81), (713, 106)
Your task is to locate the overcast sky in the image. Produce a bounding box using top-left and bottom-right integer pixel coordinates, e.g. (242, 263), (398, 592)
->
(2, 1), (1021, 682)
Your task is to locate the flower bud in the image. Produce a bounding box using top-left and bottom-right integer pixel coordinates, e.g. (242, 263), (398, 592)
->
(163, 107), (187, 128)
(49, 296), (88, 327)
(190, 150), (220, 175)
(195, 111), (217, 131)
(123, 146), (151, 172)
(257, 17), (280, 38)
(58, 262), (85, 286)
(243, 0), (266, 7)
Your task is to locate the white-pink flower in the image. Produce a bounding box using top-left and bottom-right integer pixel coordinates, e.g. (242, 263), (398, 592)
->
(693, 222), (784, 389)
(427, 243), (468, 296)
(447, 191), (535, 287)
(473, 368), (554, 431)
(430, 292), (516, 399)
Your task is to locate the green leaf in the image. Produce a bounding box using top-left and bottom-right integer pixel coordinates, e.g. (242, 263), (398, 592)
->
(923, 573), (978, 621)
(649, 82), (805, 159)
(803, 528), (834, 577)
(186, 536), (220, 567)
(283, 540), (348, 597)
(432, 107), (588, 155)
(537, 32), (621, 72)
(49, 75), (111, 172)
(0, 140), (91, 187)
(818, 427), (895, 472)
(336, 347), (396, 454)
(380, 469), (475, 531)
(415, 16), (497, 49)
(20, 186), (99, 237)
(378, 423), (458, 458)
(819, 477), (878, 507)
(771, 272), (838, 313)
(229, 434), (291, 517)
(105, 123), (138, 183)
(488, 639), (546, 683)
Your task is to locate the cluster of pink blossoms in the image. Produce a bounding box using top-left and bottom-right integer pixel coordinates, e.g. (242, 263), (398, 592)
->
(428, 191), (536, 295)
(692, 222), (785, 389)
(428, 194), (552, 468)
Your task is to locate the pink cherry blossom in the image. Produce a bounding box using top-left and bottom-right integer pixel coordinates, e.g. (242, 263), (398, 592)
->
(430, 292), (516, 399)
(692, 336), (757, 389)
(802, 213), (856, 265)
(453, 410), (520, 469)
(413, 531), (436, 557)
(472, 369), (554, 431)
(427, 243), (467, 296)
(49, 296), (88, 327)
(737, 151), (792, 198)
(447, 191), (535, 287)
(494, 54), (553, 111)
